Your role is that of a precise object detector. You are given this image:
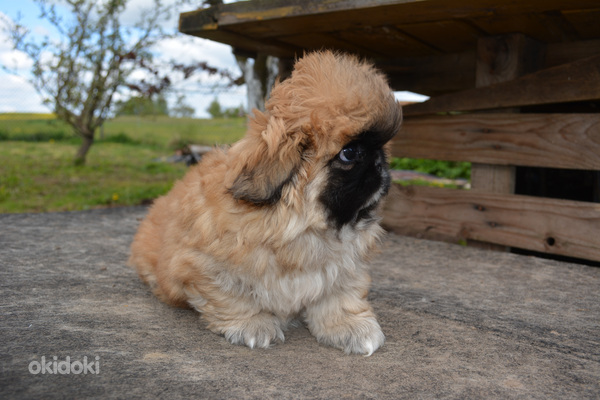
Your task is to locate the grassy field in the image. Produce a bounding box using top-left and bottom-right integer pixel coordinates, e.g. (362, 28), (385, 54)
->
(0, 113), (246, 147)
(0, 114), (246, 213)
(0, 113), (469, 214)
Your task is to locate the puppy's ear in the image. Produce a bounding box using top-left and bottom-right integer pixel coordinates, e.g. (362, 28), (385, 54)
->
(230, 115), (305, 205)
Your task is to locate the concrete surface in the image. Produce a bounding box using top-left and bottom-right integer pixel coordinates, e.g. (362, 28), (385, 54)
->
(0, 207), (599, 399)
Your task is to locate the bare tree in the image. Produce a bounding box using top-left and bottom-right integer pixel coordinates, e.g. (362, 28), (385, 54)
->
(4, 0), (208, 165)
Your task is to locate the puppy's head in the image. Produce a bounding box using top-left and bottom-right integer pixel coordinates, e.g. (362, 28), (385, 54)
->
(228, 51), (402, 228)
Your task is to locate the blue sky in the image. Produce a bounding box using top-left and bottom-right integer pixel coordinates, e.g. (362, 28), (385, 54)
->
(0, 0), (426, 117)
(0, 0), (246, 117)
(2, 0), (53, 28)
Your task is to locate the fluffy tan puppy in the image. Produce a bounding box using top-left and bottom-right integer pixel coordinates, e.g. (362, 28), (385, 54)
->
(129, 51), (402, 355)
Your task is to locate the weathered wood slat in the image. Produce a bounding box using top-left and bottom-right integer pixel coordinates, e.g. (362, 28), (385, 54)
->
(382, 51), (476, 95)
(382, 184), (600, 262)
(210, 0), (600, 37)
(180, 1), (600, 94)
(399, 20), (482, 54)
(381, 38), (600, 94)
(469, 12), (574, 43)
(563, 8), (600, 39)
(468, 34), (537, 249)
(279, 32), (383, 58)
(546, 38), (600, 68)
(337, 26), (439, 58)
(178, 13), (302, 58)
(391, 113), (600, 170)
(403, 53), (600, 116)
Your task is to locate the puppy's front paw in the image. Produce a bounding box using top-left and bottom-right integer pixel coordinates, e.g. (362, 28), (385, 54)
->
(216, 312), (286, 349)
(308, 312), (385, 356)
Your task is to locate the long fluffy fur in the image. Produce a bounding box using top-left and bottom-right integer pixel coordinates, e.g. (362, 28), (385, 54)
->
(129, 51), (402, 355)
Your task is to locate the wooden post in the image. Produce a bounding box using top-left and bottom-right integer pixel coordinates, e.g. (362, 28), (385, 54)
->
(470, 34), (543, 250)
(277, 57), (294, 81)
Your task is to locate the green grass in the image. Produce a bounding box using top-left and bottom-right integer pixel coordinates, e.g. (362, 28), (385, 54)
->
(394, 179), (464, 189)
(0, 141), (187, 213)
(101, 115), (247, 148)
(390, 157), (470, 180)
(0, 113), (470, 214)
(0, 113), (246, 213)
(0, 114), (247, 148)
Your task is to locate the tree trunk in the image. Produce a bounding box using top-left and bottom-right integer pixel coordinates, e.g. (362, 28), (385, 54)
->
(74, 134), (94, 166)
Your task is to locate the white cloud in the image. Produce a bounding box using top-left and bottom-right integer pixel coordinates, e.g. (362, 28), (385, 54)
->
(0, 73), (50, 113)
(153, 35), (238, 72)
(0, 3), (246, 117)
(0, 14), (13, 52)
(0, 12), (47, 112)
(0, 49), (33, 71)
(32, 25), (52, 37)
(119, 0), (241, 31)
(0, 12), (35, 71)
(119, 0), (177, 29)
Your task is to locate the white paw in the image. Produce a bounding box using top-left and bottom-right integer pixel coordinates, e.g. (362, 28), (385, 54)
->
(342, 318), (385, 356)
(356, 334), (383, 357)
(311, 316), (385, 356)
(221, 313), (286, 349)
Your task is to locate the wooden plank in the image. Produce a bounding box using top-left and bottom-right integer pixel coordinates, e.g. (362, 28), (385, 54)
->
(545, 38), (600, 68)
(390, 113), (600, 170)
(218, 0), (418, 26)
(212, 0), (600, 36)
(475, 34), (543, 87)
(399, 20), (481, 54)
(381, 51), (476, 95)
(403, 53), (600, 116)
(180, 0), (600, 94)
(470, 34), (534, 251)
(468, 12), (573, 43)
(179, 10), (301, 58)
(179, 7), (220, 33)
(381, 39), (600, 95)
(562, 8), (600, 39)
(178, 0), (600, 62)
(337, 26), (438, 58)
(471, 164), (514, 193)
(191, 30), (301, 59)
(381, 184), (600, 262)
(277, 32), (384, 58)
(533, 10), (581, 42)
(216, 0), (489, 36)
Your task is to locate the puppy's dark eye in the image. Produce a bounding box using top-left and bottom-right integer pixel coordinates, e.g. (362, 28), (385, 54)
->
(338, 144), (364, 164)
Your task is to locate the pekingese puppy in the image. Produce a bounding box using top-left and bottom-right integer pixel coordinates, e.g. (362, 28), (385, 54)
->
(129, 51), (402, 355)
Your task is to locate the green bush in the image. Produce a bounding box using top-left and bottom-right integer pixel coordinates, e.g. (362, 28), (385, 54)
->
(0, 130), (72, 142)
(390, 157), (471, 180)
(101, 132), (140, 145)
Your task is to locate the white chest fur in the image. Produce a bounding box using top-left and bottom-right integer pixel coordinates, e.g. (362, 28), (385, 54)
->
(208, 226), (378, 318)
